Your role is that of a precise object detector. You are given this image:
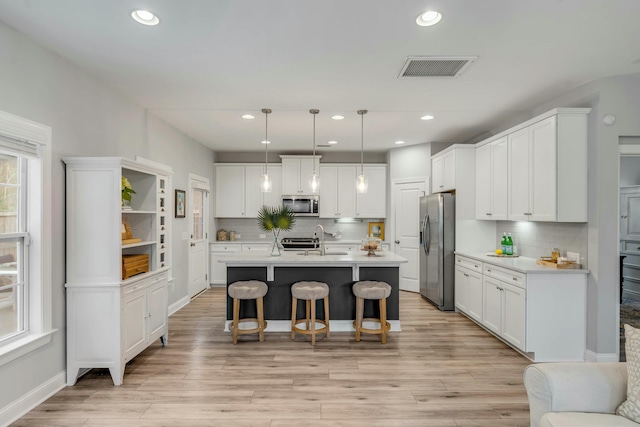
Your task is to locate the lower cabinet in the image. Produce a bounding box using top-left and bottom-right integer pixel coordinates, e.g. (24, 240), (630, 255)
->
(210, 243), (242, 285)
(455, 254), (586, 361)
(66, 270), (169, 386)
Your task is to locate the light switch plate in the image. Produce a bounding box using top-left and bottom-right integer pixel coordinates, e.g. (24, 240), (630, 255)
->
(567, 251), (580, 263)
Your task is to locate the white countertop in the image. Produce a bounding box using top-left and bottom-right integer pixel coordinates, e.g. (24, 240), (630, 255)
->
(455, 251), (589, 274)
(210, 239), (376, 245)
(218, 250), (407, 266)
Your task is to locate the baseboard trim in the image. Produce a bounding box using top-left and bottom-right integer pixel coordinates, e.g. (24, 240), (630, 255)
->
(223, 319), (401, 333)
(0, 370), (66, 426)
(168, 295), (190, 316)
(585, 349), (619, 362)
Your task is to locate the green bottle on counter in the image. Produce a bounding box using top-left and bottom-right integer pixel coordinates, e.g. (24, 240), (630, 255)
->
(506, 233), (514, 256)
(501, 232), (507, 254)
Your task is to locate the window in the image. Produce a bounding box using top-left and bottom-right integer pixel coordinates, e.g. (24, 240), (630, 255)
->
(0, 110), (53, 366)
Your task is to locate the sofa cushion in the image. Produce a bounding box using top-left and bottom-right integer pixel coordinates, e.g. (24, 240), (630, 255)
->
(541, 412), (639, 427)
(618, 324), (640, 423)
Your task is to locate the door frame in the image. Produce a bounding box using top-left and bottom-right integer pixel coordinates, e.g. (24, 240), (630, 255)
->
(188, 173), (211, 299)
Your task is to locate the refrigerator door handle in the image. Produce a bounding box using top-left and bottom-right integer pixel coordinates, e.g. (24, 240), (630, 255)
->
(425, 215), (431, 256)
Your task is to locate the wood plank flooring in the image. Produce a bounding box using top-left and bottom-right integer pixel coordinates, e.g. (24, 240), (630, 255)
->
(13, 289), (531, 426)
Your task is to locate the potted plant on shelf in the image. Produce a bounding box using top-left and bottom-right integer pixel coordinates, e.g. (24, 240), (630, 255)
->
(257, 205), (295, 256)
(121, 176), (136, 209)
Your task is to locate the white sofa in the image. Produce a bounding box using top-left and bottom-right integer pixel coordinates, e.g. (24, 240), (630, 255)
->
(524, 362), (635, 426)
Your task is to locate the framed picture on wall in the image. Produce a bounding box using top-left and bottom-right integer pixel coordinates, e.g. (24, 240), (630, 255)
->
(368, 222), (384, 240)
(175, 189), (186, 218)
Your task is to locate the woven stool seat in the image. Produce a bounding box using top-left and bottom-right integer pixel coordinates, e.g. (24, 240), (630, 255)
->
(228, 280), (268, 299)
(228, 280), (268, 344)
(352, 281), (391, 344)
(291, 281), (330, 346)
(291, 281), (329, 300)
(352, 281), (391, 300)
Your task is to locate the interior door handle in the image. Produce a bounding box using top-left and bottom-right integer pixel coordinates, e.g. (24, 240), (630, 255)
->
(190, 243), (196, 247)
(394, 240), (400, 244)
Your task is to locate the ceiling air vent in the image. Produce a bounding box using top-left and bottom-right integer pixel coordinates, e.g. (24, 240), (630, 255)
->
(398, 56), (477, 78)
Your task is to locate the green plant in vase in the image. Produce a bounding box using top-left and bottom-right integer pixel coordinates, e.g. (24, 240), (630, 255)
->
(257, 205), (295, 256)
(121, 176), (136, 209)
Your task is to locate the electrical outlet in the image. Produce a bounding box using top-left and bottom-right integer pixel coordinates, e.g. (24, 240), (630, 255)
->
(259, 234), (266, 239)
(567, 251), (580, 263)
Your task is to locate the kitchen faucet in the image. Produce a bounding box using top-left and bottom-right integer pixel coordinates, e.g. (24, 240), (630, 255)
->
(314, 224), (326, 256)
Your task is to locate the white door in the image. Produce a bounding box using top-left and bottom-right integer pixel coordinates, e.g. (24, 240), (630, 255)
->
(188, 175), (210, 298)
(393, 180), (425, 292)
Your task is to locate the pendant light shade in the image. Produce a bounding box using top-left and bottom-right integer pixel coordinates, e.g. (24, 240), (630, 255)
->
(308, 109), (320, 193)
(261, 108), (272, 193)
(357, 109), (368, 194)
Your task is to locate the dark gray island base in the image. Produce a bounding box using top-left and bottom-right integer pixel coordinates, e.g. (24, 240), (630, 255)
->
(226, 266), (400, 322)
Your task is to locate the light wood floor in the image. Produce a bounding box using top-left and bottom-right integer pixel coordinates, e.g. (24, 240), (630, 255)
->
(13, 288), (531, 426)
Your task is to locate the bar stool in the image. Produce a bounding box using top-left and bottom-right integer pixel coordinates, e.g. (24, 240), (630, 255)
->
(352, 281), (391, 344)
(228, 280), (268, 344)
(290, 281), (330, 346)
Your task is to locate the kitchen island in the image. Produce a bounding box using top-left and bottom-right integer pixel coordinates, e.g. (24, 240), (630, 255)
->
(218, 251), (408, 332)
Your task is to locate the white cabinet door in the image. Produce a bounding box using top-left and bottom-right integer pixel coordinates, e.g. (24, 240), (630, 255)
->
(432, 155), (444, 193)
(245, 165), (265, 217)
(491, 138), (509, 220)
(123, 286), (147, 361)
(210, 244), (242, 285)
(215, 165), (245, 217)
(263, 165), (282, 209)
(622, 191), (640, 241)
(455, 267), (468, 313)
(337, 166), (357, 217)
(466, 269), (484, 323)
(281, 158), (301, 195)
(529, 116), (557, 222)
(508, 127), (531, 221)
(147, 277), (168, 343)
(475, 144), (492, 220)
(356, 165), (386, 218)
(320, 165), (357, 218)
(502, 281), (526, 351)
(482, 276), (502, 336)
(442, 150), (456, 191)
(319, 166), (338, 217)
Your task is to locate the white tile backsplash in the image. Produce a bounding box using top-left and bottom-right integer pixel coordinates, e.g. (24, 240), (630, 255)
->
(495, 221), (588, 266)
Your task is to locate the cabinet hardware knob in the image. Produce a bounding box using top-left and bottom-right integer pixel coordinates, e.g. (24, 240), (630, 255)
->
(512, 277), (517, 281)
(486, 213), (492, 216)
(487, 269), (492, 272)
(190, 243), (196, 247)
(474, 265), (478, 268)
(395, 240), (400, 244)
(439, 185), (444, 188)
(464, 273), (469, 277)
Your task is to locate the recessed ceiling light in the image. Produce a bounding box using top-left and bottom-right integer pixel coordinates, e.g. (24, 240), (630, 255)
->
(331, 115), (344, 120)
(131, 10), (160, 26)
(242, 114), (255, 119)
(416, 10), (442, 27)
(327, 140), (338, 145)
(395, 140), (406, 145)
(421, 115), (435, 121)
(261, 140), (271, 145)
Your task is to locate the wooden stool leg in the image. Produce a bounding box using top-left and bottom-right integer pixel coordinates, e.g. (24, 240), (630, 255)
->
(311, 298), (316, 346)
(305, 300), (311, 330)
(355, 297), (364, 341)
(324, 296), (330, 338)
(290, 296), (297, 340)
(232, 298), (240, 345)
(380, 298), (388, 344)
(257, 297), (265, 342)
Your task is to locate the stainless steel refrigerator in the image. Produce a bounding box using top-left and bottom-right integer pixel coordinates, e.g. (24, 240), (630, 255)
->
(419, 193), (455, 311)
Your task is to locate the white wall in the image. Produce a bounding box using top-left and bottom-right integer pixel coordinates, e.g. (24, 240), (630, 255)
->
(388, 143), (431, 181)
(621, 155), (640, 187)
(0, 20), (214, 416)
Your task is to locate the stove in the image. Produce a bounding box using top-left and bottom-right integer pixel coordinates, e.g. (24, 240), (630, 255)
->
(280, 237), (320, 251)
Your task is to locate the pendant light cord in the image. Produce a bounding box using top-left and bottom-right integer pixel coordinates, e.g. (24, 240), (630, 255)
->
(358, 110), (367, 174)
(310, 109), (319, 173)
(262, 108), (271, 174)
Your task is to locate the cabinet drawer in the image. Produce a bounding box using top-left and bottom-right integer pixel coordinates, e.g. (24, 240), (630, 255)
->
(622, 241), (640, 255)
(241, 244), (270, 251)
(483, 264), (526, 289)
(210, 244), (242, 253)
(123, 278), (149, 295)
(455, 255), (483, 273)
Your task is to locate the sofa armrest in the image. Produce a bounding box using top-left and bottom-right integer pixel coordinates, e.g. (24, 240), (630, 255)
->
(524, 363), (627, 427)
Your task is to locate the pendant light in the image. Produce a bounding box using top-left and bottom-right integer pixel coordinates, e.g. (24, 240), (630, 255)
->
(261, 108), (272, 193)
(356, 109), (368, 193)
(308, 109), (320, 193)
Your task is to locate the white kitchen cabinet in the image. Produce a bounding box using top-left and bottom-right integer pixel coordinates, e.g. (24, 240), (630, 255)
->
(476, 137), (508, 220)
(431, 150), (456, 193)
(319, 165), (357, 218)
(280, 155), (320, 195)
(64, 157), (172, 386)
(503, 109), (589, 222)
(482, 275), (526, 351)
(621, 187), (640, 241)
(455, 265), (483, 323)
(215, 164), (282, 218)
(356, 165), (387, 218)
(209, 243), (242, 285)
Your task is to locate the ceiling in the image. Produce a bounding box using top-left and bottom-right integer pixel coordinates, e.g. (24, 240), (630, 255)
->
(1, 0), (639, 153)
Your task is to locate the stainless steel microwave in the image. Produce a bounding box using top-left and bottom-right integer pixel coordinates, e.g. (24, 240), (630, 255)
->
(282, 196), (319, 216)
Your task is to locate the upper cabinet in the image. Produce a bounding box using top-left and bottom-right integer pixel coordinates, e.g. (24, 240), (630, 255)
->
(215, 164), (282, 218)
(356, 165), (387, 218)
(621, 187), (640, 241)
(476, 137), (508, 220)
(319, 165), (357, 218)
(280, 155), (321, 195)
(432, 150), (456, 193)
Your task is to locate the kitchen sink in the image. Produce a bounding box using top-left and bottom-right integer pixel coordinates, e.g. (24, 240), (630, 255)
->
(296, 251), (349, 256)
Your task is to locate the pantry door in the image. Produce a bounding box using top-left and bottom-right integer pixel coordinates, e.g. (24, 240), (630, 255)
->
(188, 174), (210, 299)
